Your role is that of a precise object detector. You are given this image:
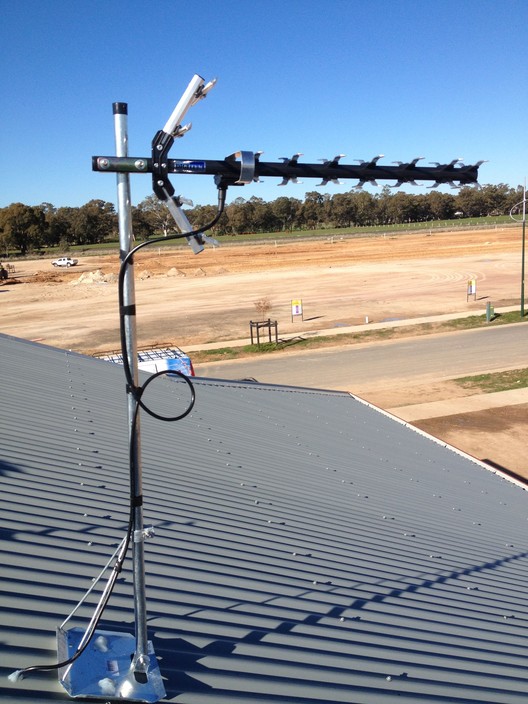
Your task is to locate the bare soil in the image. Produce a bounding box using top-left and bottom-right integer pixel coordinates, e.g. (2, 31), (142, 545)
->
(414, 404), (528, 479)
(1, 225), (525, 476)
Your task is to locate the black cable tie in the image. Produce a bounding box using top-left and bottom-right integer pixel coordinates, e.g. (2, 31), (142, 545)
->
(120, 304), (136, 316)
(132, 496), (143, 507)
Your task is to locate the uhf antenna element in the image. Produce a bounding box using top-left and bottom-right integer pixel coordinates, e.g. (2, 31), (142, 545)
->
(162, 74), (216, 136)
(94, 111), (484, 196)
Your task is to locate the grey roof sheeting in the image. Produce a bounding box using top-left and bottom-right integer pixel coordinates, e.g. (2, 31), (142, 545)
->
(2, 332), (528, 703)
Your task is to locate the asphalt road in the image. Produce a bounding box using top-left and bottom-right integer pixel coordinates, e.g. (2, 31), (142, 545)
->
(194, 324), (528, 391)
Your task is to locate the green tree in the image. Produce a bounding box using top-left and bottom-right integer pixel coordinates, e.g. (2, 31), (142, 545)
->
(247, 196), (275, 233)
(224, 197), (251, 235)
(0, 203), (46, 255)
(137, 194), (174, 237)
(300, 192), (325, 229)
(49, 207), (76, 247)
(352, 190), (376, 226)
(480, 184), (516, 216)
(374, 186), (393, 225)
(0, 222), (13, 257)
(37, 202), (57, 247)
(329, 192), (357, 227)
(70, 200), (116, 245)
(272, 197), (302, 231)
(425, 191), (456, 221)
(131, 205), (156, 241)
(454, 185), (515, 219)
(185, 203), (226, 235)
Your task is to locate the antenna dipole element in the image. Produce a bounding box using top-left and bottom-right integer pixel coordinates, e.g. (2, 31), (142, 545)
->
(163, 74), (216, 136)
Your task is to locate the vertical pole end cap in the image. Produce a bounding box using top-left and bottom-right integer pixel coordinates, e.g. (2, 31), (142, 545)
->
(113, 102), (128, 115)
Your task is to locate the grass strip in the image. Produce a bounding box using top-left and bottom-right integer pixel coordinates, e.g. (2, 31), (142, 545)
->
(191, 310), (527, 364)
(453, 368), (528, 394)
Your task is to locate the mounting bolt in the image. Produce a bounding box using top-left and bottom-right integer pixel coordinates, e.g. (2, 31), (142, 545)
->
(134, 159), (146, 171)
(98, 158), (110, 170)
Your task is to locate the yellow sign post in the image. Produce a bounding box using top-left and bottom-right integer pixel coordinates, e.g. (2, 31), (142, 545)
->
(291, 299), (303, 322)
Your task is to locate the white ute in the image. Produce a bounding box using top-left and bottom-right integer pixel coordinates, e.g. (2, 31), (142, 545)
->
(52, 257), (78, 267)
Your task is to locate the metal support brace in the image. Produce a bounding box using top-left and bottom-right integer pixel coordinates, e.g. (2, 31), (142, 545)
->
(134, 527), (155, 543)
(225, 150), (256, 184)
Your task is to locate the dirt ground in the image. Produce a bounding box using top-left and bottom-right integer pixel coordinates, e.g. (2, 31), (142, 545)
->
(1, 225), (526, 477)
(414, 403), (528, 478)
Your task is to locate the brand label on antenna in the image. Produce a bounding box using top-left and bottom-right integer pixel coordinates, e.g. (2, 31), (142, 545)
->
(174, 160), (206, 172)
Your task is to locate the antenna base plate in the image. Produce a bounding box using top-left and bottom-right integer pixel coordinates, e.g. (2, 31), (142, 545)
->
(57, 627), (166, 702)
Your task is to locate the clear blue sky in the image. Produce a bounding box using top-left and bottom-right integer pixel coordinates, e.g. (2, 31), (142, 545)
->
(1, 0), (527, 209)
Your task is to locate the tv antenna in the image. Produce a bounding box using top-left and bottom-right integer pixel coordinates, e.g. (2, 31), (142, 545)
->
(10, 73), (485, 703)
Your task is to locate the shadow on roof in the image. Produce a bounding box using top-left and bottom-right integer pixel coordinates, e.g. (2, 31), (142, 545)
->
(0, 459), (22, 477)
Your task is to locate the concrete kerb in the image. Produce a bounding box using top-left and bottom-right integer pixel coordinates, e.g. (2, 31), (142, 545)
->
(390, 386), (528, 422)
(185, 305), (522, 353)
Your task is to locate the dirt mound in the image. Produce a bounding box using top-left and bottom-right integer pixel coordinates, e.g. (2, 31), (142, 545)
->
(33, 271), (61, 283)
(167, 267), (186, 277)
(73, 270), (113, 284)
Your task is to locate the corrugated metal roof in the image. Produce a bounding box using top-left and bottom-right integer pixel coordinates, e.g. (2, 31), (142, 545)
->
(2, 332), (528, 703)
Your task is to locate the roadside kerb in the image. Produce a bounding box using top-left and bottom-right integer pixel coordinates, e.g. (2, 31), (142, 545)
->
(389, 386), (528, 422)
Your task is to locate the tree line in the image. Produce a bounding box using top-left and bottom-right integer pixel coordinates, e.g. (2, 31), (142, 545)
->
(0, 183), (523, 256)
